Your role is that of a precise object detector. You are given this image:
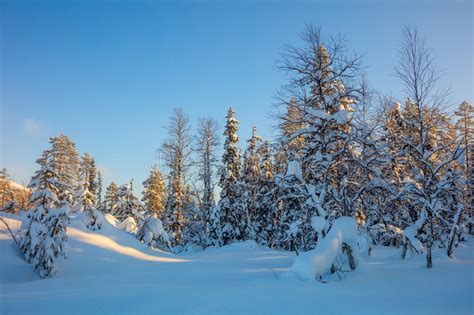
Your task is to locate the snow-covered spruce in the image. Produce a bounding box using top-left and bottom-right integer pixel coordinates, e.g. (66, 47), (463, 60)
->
(290, 217), (359, 281)
(216, 107), (245, 245)
(103, 181), (119, 213)
(73, 173), (101, 230)
(277, 154), (314, 251)
(19, 154), (70, 278)
(112, 182), (143, 228)
(142, 167), (166, 219)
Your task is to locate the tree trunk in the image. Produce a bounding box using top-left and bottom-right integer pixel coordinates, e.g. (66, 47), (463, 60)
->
(427, 219), (434, 268)
(342, 243), (356, 270)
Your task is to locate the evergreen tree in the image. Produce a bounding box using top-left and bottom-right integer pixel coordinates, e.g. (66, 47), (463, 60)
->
(0, 168), (13, 211)
(142, 167), (166, 219)
(78, 153), (98, 207)
(241, 126), (263, 240)
(216, 107), (244, 245)
(97, 171), (103, 211)
(254, 141), (277, 245)
(19, 149), (69, 278)
(276, 98), (306, 173)
(37, 135), (81, 205)
(74, 173), (101, 230)
(182, 185), (206, 249)
(112, 182), (143, 224)
(276, 153), (313, 251)
(208, 204), (222, 247)
(103, 182), (119, 214)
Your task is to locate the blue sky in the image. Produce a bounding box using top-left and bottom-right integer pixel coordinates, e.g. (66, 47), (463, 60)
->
(1, 0), (472, 193)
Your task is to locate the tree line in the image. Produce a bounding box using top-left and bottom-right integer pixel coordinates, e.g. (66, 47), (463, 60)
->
(1, 25), (472, 278)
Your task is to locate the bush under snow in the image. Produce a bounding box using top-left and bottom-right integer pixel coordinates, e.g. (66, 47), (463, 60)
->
(290, 217), (359, 281)
(137, 216), (171, 250)
(118, 217), (138, 234)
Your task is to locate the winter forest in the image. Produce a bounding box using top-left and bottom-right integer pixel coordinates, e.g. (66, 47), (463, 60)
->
(1, 3), (473, 314)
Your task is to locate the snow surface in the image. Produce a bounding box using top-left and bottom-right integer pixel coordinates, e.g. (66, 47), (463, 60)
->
(1, 213), (473, 315)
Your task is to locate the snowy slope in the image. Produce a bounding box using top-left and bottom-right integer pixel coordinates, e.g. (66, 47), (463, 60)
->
(1, 213), (473, 315)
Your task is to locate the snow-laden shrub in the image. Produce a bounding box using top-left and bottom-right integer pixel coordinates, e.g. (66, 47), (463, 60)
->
(80, 209), (102, 231)
(290, 217), (359, 281)
(367, 223), (404, 247)
(401, 216), (425, 259)
(137, 216), (171, 250)
(118, 217), (138, 233)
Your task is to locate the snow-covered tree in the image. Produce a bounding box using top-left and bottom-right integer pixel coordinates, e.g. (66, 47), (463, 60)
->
(19, 149), (69, 278)
(74, 153), (98, 212)
(207, 204), (222, 247)
(73, 173), (101, 230)
(161, 108), (192, 245)
(278, 26), (361, 243)
(97, 171), (103, 211)
(392, 27), (464, 267)
(195, 117), (220, 228)
(455, 101), (474, 233)
(142, 167), (166, 219)
(254, 141), (278, 245)
(181, 185), (207, 249)
(276, 153), (314, 251)
(37, 135), (81, 206)
(216, 107), (245, 245)
(0, 168), (10, 208)
(137, 214), (171, 250)
(0, 168), (19, 212)
(79, 153), (98, 205)
(241, 126), (263, 240)
(103, 182), (119, 213)
(112, 182), (143, 227)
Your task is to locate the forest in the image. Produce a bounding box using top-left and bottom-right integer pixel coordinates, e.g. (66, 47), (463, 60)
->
(1, 25), (472, 286)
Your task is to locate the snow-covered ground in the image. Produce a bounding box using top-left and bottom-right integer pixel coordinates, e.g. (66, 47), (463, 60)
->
(1, 214), (473, 315)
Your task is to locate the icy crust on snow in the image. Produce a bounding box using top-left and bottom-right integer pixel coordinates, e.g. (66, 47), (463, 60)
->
(291, 217), (359, 280)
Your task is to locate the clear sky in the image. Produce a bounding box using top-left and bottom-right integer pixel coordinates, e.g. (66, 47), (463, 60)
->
(1, 0), (472, 194)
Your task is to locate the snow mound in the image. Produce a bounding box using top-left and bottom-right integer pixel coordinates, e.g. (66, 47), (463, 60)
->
(290, 217), (359, 280)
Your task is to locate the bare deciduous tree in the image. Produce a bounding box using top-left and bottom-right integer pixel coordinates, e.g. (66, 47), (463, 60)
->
(195, 117), (220, 223)
(161, 108), (192, 244)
